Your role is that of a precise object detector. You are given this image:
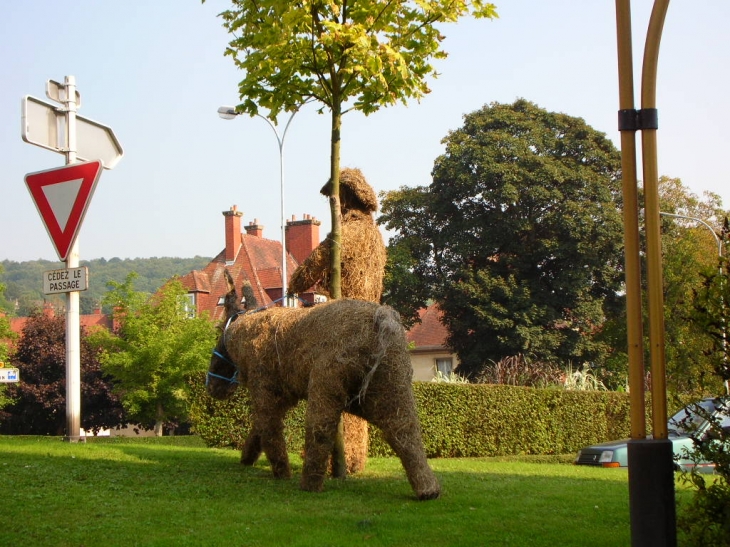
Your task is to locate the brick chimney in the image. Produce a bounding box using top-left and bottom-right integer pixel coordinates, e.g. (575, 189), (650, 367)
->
(285, 214), (321, 264)
(244, 219), (264, 238)
(222, 205), (243, 263)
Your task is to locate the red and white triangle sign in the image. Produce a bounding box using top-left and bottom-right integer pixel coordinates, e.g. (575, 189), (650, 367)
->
(24, 160), (103, 261)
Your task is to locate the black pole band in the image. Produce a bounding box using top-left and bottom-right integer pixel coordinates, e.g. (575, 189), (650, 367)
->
(618, 108), (659, 131)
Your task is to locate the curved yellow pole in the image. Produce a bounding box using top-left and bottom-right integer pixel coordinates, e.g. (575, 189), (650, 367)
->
(641, 0), (670, 439)
(617, 4), (678, 545)
(615, 0), (646, 440)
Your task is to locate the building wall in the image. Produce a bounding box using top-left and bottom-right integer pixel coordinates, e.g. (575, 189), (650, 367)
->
(411, 350), (461, 382)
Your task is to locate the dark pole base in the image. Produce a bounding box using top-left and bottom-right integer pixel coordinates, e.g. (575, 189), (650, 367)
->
(628, 438), (677, 547)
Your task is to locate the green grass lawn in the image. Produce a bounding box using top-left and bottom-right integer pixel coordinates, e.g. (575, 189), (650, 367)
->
(0, 436), (636, 546)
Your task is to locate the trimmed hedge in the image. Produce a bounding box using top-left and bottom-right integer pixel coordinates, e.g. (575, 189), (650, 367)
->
(188, 372), (648, 458)
(188, 373), (307, 452)
(376, 383), (640, 457)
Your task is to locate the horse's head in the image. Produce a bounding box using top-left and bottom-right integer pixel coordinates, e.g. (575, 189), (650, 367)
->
(206, 270), (255, 400)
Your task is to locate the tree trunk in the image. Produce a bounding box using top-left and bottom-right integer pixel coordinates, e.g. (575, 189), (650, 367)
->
(328, 106), (342, 301)
(328, 100), (346, 478)
(154, 402), (164, 437)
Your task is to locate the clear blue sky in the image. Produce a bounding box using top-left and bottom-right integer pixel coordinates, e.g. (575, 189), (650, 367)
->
(2, 1), (728, 262)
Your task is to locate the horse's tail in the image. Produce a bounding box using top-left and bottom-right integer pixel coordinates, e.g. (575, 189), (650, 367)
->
(355, 305), (404, 402)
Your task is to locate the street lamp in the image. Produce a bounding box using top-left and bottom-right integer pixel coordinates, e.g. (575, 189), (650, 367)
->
(660, 211), (728, 394)
(217, 105), (303, 307)
(660, 211), (722, 257)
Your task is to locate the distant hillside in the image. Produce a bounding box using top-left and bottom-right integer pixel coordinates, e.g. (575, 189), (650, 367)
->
(0, 256), (211, 316)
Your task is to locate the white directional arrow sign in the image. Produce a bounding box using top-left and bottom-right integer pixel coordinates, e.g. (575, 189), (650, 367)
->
(21, 95), (123, 169)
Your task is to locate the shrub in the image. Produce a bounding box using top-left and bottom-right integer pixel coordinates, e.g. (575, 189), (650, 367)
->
(562, 364), (608, 391)
(431, 371), (469, 384)
(676, 398), (730, 546)
(188, 373), (635, 458)
(472, 354), (563, 388)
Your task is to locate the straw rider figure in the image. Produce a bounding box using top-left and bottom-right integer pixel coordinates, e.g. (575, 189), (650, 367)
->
(289, 167), (387, 474)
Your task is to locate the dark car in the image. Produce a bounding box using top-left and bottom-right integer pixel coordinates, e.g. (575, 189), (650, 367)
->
(574, 397), (730, 473)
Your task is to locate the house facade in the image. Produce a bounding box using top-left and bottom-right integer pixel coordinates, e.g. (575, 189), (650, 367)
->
(178, 205), (322, 323)
(406, 304), (460, 381)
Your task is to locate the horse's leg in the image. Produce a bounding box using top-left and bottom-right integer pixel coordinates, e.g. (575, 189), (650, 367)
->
(240, 431), (262, 466)
(361, 379), (440, 500)
(301, 383), (346, 492)
(251, 394), (294, 479)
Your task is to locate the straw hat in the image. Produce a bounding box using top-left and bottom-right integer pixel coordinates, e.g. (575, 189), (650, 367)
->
(320, 167), (378, 213)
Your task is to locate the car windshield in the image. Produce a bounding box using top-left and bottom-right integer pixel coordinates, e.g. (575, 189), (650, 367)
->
(668, 399), (721, 436)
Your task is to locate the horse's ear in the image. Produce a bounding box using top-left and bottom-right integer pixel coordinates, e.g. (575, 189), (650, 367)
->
(223, 269), (242, 318)
(242, 281), (258, 311)
(224, 269), (236, 292)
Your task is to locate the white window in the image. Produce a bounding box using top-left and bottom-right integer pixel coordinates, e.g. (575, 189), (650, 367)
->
(182, 293), (196, 319)
(435, 358), (453, 376)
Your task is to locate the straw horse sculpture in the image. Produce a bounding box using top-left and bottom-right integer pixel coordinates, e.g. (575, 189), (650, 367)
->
(206, 271), (440, 500)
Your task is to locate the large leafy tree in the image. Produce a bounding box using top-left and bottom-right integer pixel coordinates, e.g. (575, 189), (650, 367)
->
(655, 177), (728, 396)
(693, 217), (730, 391)
(0, 269), (15, 362)
(0, 276), (17, 411)
(580, 177), (729, 394)
(95, 274), (218, 435)
(380, 99), (625, 378)
(0, 264), (14, 315)
(207, 0), (498, 299)
(0, 312), (126, 435)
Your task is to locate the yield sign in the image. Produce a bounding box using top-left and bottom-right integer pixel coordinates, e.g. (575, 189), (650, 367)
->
(25, 161), (103, 261)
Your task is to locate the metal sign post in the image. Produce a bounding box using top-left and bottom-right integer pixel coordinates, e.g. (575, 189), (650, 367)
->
(21, 76), (122, 441)
(63, 75), (82, 442)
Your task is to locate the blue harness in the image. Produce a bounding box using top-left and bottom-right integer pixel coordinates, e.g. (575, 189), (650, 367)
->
(205, 350), (240, 386)
(206, 310), (246, 386)
(206, 296), (303, 386)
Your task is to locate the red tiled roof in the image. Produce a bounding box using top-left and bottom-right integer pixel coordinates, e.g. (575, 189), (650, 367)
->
(7, 316), (28, 335)
(406, 303), (450, 350)
(186, 270), (211, 293)
(80, 311), (113, 331)
(179, 233), (301, 323)
(7, 310), (112, 335)
(256, 267), (283, 290)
